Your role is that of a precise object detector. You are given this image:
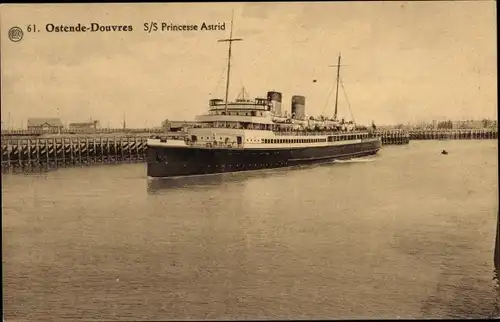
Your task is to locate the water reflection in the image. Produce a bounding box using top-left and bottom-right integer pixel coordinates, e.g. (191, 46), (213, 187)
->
(1, 164), (57, 175)
(147, 173), (230, 192)
(1, 162), (138, 176)
(146, 168), (294, 193)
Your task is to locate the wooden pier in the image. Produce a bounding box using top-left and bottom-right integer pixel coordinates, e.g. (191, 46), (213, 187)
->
(373, 130), (410, 145)
(1, 136), (149, 172)
(373, 128), (497, 145)
(408, 129), (498, 140)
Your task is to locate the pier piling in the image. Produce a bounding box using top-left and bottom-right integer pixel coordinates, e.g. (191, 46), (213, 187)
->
(374, 130), (410, 145)
(408, 129), (498, 141)
(374, 128), (497, 145)
(1, 136), (149, 172)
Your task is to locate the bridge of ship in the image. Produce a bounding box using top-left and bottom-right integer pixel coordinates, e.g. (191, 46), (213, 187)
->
(208, 99), (270, 116)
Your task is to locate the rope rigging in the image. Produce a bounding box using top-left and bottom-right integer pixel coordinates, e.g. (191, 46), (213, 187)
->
(237, 79), (251, 100)
(320, 76), (355, 122)
(210, 61), (227, 98)
(340, 76), (356, 123)
(211, 46), (244, 102)
(321, 83), (335, 117)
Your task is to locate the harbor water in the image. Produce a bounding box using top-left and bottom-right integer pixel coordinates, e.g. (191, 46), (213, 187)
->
(2, 140), (499, 320)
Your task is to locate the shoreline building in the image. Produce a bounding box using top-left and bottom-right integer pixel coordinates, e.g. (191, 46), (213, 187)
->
(452, 119), (495, 129)
(68, 120), (100, 132)
(27, 118), (64, 133)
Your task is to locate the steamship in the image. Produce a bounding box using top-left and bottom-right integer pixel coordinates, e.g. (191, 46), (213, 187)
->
(147, 20), (382, 179)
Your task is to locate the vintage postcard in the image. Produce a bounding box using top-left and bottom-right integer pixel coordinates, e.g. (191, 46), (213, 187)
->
(1, 2), (498, 321)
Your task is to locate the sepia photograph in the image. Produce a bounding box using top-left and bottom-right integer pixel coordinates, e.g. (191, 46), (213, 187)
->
(1, 1), (498, 320)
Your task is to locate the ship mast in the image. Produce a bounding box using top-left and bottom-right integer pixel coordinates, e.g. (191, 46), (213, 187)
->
(218, 11), (243, 115)
(329, 52), (342, 121)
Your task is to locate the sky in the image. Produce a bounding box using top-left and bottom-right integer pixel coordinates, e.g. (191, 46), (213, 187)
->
(0, 1), (497, 128)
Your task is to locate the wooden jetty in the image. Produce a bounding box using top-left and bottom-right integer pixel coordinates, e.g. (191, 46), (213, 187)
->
(408, 129), (498, 140)
(373, 130), (410, 145)
(1, 136), (150, 171)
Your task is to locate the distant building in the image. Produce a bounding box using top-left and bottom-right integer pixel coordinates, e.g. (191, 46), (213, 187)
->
(452, 120), (487, 129)
(437, 120), (453, 129)
(27, 118), (64, 132)
(452, 121), (465, 129)
(480, 119), (497, 129)
(68, 120), (100, 132)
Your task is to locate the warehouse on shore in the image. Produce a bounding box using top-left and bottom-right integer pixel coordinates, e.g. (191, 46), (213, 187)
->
(68, 120), (101, 132)
(27, 118), (64, 133)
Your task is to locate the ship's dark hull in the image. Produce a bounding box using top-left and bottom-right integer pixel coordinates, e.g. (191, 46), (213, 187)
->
(147, 139), (382, 178)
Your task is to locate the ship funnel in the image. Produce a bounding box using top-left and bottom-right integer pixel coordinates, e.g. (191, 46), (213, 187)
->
(291, 95), (306, 120)
(267, 91), (282, 116)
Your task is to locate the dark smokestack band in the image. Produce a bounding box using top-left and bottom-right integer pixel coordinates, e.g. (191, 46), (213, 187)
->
(267, 91), (282, 102)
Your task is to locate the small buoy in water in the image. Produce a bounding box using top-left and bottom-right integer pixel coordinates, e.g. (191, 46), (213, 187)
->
(441, 150), (448, 155)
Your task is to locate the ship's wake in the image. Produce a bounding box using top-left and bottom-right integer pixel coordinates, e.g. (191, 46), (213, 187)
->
(332, 157), (376, 164)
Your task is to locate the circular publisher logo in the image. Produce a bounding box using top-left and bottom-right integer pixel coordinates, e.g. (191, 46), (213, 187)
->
(8, 26), (23, 42)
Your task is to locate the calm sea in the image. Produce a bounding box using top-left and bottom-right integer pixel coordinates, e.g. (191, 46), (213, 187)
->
(2, 140), (499, 320)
